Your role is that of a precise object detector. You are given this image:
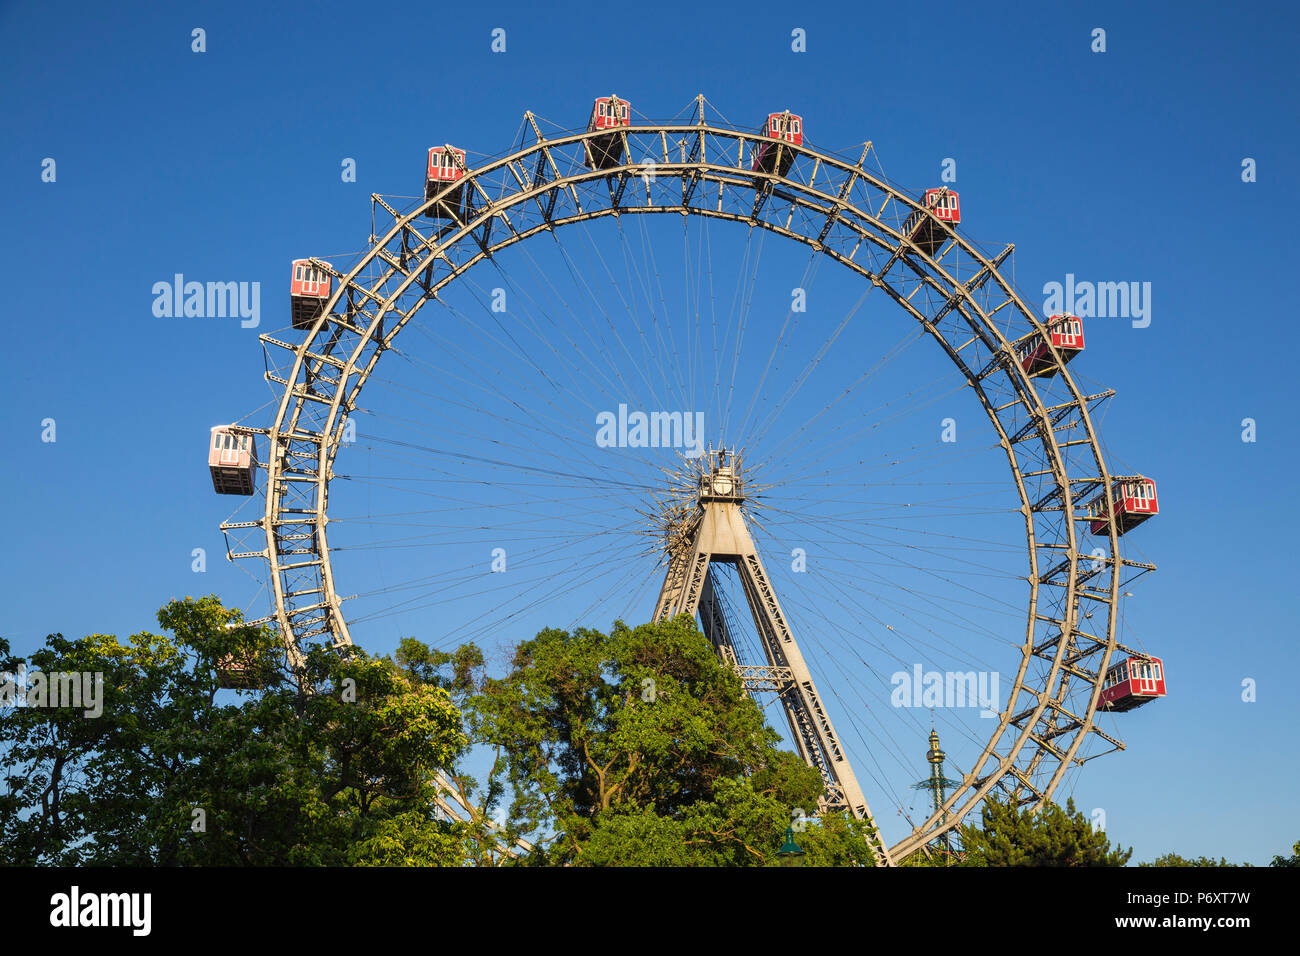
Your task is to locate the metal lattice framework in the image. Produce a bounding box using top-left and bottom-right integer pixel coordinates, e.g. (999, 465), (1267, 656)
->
(221, 96), (1156, 862)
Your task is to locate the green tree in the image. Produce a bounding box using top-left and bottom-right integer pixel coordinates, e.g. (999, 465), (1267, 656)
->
(1139, 853), (1246, 867)
(2, 603), (890, 867)
(956, 796), (1132, 866)
(0, 596), (470, 866)
(1270, 839), (1300, 867)
(897, 845), (965, 866)
(434, 614), (877, 866)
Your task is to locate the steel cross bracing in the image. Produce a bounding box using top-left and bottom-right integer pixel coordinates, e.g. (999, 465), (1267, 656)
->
(222, 98), (1155, 862)
(431, 770), (536, 865)
(651, 452), (894, 866)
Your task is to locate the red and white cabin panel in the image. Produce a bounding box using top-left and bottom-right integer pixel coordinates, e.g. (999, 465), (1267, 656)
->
(763, 111), (803, 145)
(751, 112), (803, 175)
(290, 259), (332, 330)
(216, 654), (260, 690)
(1099, 655), (1166, 711)
(922, 187), (961, 223)
(424, 145), (469, 219)
(1088, 476), (1159, 535)
(291, 259), (331, 298)
(584, 96), (632, 170)
(587, 96), (630, 132)
(209, 426), (257, 496)
(426, 146), (467, 184)
(1017, 313), (1084, 377)
(904, 188), (960, 256)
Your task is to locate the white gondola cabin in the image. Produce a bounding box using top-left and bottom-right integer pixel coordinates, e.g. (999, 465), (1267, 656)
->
(1099, 654), (1166, 711)
(290, 259), (332, 330)
(751, 111), (803, 177)
(585, 95), (630, 170)
(1088, 476), (1158, 535)
(904, 188), (960, 257)
(1015, 314), (1085, 377)
(209, 426), (257, 496)
(425, 145), (468, 219)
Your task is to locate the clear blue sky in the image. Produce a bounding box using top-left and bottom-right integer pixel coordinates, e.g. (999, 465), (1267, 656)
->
(2, 0), (1297, 863)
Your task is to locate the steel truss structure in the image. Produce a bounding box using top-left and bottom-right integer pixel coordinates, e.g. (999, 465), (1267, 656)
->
(653, 449), (893, 865)
(221, 96), (1155, 863)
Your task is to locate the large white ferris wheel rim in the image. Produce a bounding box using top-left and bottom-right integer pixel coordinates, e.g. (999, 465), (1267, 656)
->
(247, 106), (1142, 861)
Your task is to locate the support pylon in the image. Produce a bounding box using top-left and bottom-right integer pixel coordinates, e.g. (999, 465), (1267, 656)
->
(653, 449), (893, 866)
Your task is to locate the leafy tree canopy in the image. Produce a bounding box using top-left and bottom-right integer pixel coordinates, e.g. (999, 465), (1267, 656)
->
(2, 603), (880, 867)
(1139, 852), (1247, 867)
(0, 596), (470, 865)
(400, 614), (878, 866)
(955, 796), (1132, 867)
(1270, 840), (1300, 867)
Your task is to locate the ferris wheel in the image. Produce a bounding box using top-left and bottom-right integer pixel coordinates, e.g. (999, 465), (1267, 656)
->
(209, 94), (1165, 865)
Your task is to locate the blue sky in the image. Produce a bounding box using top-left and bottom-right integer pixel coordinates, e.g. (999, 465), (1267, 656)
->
(2, 0), (1298, 863)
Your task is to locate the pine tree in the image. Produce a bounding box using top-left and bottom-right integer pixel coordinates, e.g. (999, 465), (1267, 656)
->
(957, 796), (1132, 866)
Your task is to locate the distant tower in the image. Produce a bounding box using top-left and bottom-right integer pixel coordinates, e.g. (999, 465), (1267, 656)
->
(911, 723), (963, 856)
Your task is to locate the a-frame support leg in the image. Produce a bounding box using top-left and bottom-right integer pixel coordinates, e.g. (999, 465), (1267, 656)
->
(653, 493), (893, 866)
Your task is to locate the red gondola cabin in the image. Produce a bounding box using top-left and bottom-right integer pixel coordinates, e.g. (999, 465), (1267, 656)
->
(209, 426), (257, 496)
(290, 259), (332, 330)
(216, 623), (268, 690)
(1015, 314), (1085, 377)
(751, 112), (803, 177)
(1099, 655), (1166, 711)
(585, 95), (630, 170)
(904, 188), (960, 257)
(425, 145), (468, 219)
(1088, 476), (1158, 535)
(216, 653), (262, 690)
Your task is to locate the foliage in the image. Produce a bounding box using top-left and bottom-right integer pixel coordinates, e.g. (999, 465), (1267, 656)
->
(897, 846), (965, 866)
(1139, 852), (1247, 867)
(2, 603), (889, 867)
(1270, 840), (1300, 867)
(0, 596), (469, 866)
(955, 796), (1132, 866)
(405, 614), (878, 866)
